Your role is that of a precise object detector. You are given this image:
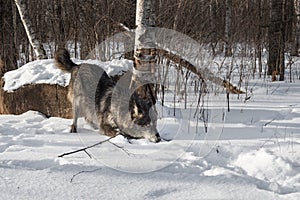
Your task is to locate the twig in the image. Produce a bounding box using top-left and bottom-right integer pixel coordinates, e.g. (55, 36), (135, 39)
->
(58, 135), (118, 158)
(83, 150), (93, 159)
(270, 84), (280, 95)
(108, 141), (132, 156)
(257, 136), (274, 150)
(70, 168), (102, 183)
(264, 118), (276, 126)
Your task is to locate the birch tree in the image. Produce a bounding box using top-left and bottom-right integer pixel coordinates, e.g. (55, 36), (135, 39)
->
(15, 0), (46, 59)
(133, 0), (157, 103)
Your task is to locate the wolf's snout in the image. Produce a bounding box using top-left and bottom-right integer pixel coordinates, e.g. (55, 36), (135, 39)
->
(147, 132), (161, 143)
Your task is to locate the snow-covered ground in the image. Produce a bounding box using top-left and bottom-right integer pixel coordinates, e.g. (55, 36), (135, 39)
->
(0, 59), (300, 199)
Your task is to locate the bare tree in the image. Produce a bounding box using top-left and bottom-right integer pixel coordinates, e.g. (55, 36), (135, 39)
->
(2, 0), (298, 83)
(292, 0), (300, 56)
(256, 0), (264, 78)
(173, 0), (185, 31)
(0, 0), (18, 72)
(224, 0), (232, 57)
(268, 0), (285, 81)
(210, 0), (218, 55)
(15, 0), (46, 59)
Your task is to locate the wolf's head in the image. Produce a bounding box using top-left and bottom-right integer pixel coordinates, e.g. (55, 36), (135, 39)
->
(111, 92), (160, 142)
(130, 93), (155, 126)
(110, 71), (160, 143)
(127, 93), (160, 142)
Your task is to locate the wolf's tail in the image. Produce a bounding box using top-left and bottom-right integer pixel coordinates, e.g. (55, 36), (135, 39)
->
(54, 48), (78, 72)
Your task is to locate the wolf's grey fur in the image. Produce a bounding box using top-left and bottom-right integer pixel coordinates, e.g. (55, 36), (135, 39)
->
(54, 48), (160, 142)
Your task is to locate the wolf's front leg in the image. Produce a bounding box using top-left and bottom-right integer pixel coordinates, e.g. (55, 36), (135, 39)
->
(101, 124), (119, 137)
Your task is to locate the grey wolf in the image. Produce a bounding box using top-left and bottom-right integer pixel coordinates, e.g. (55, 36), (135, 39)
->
(54, 48), (160, 142)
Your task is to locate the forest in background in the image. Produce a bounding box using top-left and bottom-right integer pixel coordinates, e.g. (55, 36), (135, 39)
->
(1, 0), (300, 82)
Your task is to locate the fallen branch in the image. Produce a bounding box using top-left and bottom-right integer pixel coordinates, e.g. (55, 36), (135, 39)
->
(264, 118), (276, 126)
(70, 168), (102, 183)
(58, 135), (118, 158)
(257, 135), (275, 150)
(108, 141), (131, 156)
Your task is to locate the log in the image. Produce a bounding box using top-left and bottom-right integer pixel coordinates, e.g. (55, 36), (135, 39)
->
(0, 78), (72, 118)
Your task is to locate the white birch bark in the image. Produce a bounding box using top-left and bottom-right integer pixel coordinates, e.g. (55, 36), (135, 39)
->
(134, 0), (156, 73)
(130, 0), (158, 140)
(15, 0), (46, 60)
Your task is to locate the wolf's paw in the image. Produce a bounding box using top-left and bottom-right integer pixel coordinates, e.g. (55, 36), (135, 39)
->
(70, 124), (77, 133)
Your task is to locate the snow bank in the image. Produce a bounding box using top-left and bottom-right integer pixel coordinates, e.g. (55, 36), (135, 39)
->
(232, 148), (300, 194)
(233, 149), (293, 183)
(3, 59), (70, 92)
(2, 59), (132, 92)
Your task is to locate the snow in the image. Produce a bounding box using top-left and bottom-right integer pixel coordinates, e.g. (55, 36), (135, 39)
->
(1, 59), (300, 199)
(3, 59), (70, 92)
(2, 58), (132, 92)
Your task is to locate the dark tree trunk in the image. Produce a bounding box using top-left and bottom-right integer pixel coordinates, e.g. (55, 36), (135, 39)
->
(224, 0), (233, 57)
(291, 0), (300, 56)
(0, 0), (18, 72)
(210, 0), (218, 55)
(268, 0), (285, 81)
(124, 0), (136, 61)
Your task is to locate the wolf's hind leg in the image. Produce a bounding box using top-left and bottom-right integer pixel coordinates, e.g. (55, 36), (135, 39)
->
(70, 114), (78, 133)
(70, 102), (79, 133)
(70, 123), (77, 133)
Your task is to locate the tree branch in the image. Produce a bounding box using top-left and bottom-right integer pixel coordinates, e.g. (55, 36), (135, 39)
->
(58, 135), (118, 158)
(108, 141), (131, 156)
(156, 49), (245, 94)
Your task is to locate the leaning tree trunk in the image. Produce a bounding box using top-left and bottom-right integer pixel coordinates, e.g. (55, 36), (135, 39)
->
(15, 0), (46, 60)
(268, 0), (285, 81)
(133, 0), (157, 103)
